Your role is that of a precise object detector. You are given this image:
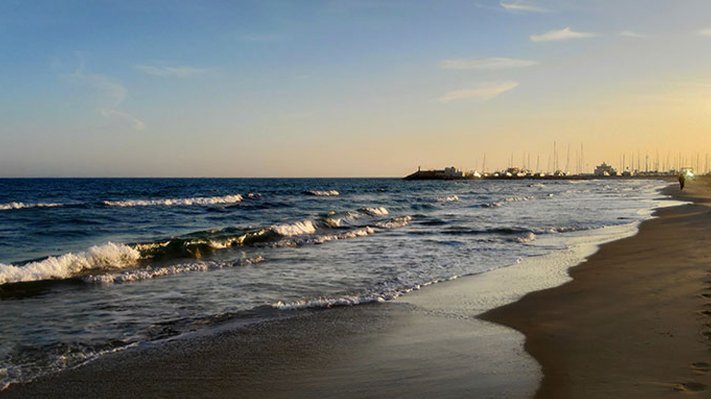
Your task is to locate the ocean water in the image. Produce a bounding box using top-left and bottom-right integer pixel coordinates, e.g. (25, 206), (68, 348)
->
(0, 178), (668, 389)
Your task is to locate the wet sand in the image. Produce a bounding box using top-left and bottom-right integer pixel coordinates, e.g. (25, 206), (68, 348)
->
(483, 177), (711, 397)
(4, 179), (708, 398)
(1, 301), (539, 398)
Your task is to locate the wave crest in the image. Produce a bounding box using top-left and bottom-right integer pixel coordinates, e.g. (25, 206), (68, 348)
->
(360, 207), (389, 216)
(102, 194), (243, 207)
(515, 232), (536, 243)
(0, 202), (63, 211)
(306, 190), (340, 197)
(85, 256), (265, 284)
(0, 243), (141, 285)
(437, 195), (459, 202)
(376, 216), (412, 229)
(270, 220), (317, 237)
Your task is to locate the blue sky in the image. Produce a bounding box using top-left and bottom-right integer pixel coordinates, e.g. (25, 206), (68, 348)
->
(1, 0), (710, 176)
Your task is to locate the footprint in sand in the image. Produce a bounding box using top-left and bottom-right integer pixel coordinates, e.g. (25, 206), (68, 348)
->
(691, 362), (711, 374)
(673, 381), (707, 392)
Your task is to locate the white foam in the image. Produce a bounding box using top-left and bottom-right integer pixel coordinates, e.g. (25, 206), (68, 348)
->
(360, 207), (389, 216)
(345, 211), (361, 220)
(485, 195), (533, 208)
(206, 237), (246, 249)
(0, 202), (63, 211)
(307, 190), (340, 197)
(85, 256), (265, 284)
(515, 232), (536, 243)
(0, 243), (141, 285)
(272, 294), (386, 310)
(399, 222), (649, 317)
(323, 217), (342, 228)
(437, 195), (460, 202)
(504, 195), (533, 203)
(102, 194), (243, 207)
(270, 220), (317, 236)
(376, 215), (412, 229)
(272, 276), (460, 310)
(311, 227), (376, 244)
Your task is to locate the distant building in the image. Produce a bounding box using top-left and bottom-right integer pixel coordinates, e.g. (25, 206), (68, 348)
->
(443, 166), (464, 178)
(594, 163), (618, 177)
(404, 166), (467, 180)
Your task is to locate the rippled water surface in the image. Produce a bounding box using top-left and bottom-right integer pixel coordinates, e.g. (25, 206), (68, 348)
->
(0, 178), (667, 389)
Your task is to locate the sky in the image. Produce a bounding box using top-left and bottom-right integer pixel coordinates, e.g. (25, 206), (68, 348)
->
(1, 0), (710, 177)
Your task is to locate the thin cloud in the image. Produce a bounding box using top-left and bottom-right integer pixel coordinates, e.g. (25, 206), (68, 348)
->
(134, 64), (208, 78)
(500, 1), (548, 13)
(438, 81), (519, 103)
(100, 109), (146, 130)
(620, 31), (650, 38)
(70, 70), (127, 106)
(530, 27), (597, 42)
(66, 57), (145, 130)
(440, 57), (538, 70)
(698, 28), (711, 36)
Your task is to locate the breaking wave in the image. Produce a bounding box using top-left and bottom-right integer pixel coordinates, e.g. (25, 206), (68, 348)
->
(85, 256), (265, 284)
(376, 216), (412, 229)
(360, 206), (389, 216)
(483, 195), (534, 208)
(305, 190), (340, 197)
(323, 217), (342, 227)
(0, 202), (63, 211)
(515, 232), (537, 243)
(1, 206), (410, 286)
(437, 195), (459, 202)
(270, 220), (317, 236)
(0, 243), (141, 285)
(102, 194), (244, 207)
(310, 227), (376, 244)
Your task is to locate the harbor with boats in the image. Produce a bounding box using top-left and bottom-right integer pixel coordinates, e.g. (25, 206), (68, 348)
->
(405, 143), (709, 180)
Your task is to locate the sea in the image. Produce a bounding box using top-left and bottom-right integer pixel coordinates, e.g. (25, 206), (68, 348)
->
(0, 177), (670, 390)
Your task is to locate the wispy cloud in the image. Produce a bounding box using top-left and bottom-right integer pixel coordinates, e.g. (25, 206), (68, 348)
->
(134, 64), (208, 78)
(530, 27), (597, 42)
(100, 109), (146, 130)
(440, 57), (538, 70)
(70, 70), (127, 106)
(438, 81), (519, 103)
(500, 1), (548, 13)
(67, 56), (144, 130)
(619, 30), (650, 38)
(698, 28), (711, 36)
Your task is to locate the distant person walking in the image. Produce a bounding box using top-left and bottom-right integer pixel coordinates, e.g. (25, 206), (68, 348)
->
(678, 173), (686, 190)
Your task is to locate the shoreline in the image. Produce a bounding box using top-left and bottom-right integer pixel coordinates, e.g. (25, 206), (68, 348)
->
(1, 180), (693, 398)
(482, 177), (711, 397)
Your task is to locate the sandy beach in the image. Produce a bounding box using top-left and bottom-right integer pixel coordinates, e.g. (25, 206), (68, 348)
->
(3, 178), (709, 398)
(483, 177), (711, 397)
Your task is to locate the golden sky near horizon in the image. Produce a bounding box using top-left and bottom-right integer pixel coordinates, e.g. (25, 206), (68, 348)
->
(1, 0), (710, 177)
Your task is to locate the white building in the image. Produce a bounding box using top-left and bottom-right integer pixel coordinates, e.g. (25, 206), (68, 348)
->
(594, 163), (618, 176)
(443, 166), (464, 178)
